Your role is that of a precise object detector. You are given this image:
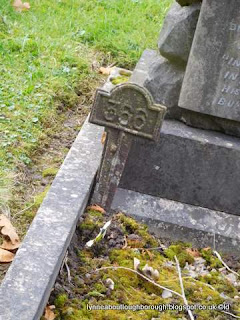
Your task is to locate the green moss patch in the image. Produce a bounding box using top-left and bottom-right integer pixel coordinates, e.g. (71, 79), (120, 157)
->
(48, 211), (240, 320)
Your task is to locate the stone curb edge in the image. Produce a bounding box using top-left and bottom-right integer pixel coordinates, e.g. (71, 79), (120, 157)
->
(0, 117), (103, 320)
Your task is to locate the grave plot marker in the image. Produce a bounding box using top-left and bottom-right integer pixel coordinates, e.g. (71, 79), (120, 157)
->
(89, 82), (166, 211)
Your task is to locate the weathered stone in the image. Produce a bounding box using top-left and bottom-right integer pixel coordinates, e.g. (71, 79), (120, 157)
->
(162, 289), (173, 299)
(120, 119), (240, 216)
(225, 273), (237, 285)
(111, 188), (240, 255)
(0, 118), (104, 320)
(176, 109), (240, 138)
(144, 55), (184, 109)
(90, 83), (166, 210)
(179, 0), (240, 122)
(158, 2), (200, 65)
(176, 0), (201, 6)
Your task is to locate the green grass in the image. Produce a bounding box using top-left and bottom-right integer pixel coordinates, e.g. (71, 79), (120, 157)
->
(0, 0), (172, 207)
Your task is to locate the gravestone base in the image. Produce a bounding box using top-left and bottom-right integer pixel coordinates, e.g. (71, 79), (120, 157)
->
(111, 189), (240, 255)
(119, 118), (240, 216)
(108, 47), (240, 251)
(128, 49), (240, 217)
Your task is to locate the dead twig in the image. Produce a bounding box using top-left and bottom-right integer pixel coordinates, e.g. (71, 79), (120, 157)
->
(174, 256), (195, 320)
(133, 246), (164, 251)
(213, 251), (239, 277)
(15, 203), (35, 216)
(60, 251), (71, 283)
(190, 278), (216, 292)
(221, 311), (240, 319)
(96, 266), (183, 298)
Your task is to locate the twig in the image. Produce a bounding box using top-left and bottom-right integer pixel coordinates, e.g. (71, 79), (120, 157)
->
(64, 256), (72, 283)
(174, 256), (195, 320)
(133, 246), (164, 251)
(96, 266), (183, 298)
(60, 251), (71, 283)
(221, 311), (240, 319)
(15, 203), (35, 216)
(213, 251), (239, 277)
(190, 278), (216, 292)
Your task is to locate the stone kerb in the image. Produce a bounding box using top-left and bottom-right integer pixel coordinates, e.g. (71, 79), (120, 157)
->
(0, 118), (103, 320)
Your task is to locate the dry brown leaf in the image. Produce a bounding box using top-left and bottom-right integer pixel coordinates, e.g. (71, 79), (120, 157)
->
(44, 306), (56, 320)
(0, 240), (21, 251)
(101, 132), (107, 145)
(186, 248), (200, 258)
(146, 249), (154, 260)
(99, 66), (113, 75)
(87, 205), (105, 214)
(0, 248), (15, 263)
(0, 214), (20, 245)
(12, 0), (30, 12)
(202, 247), (211, 252)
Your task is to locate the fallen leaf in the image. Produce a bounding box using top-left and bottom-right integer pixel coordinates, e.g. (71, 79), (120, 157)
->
(87, 205), (105, 214)
(202, 247), (211, 252)
(0, 240), (21, 251)
(127, 239), (142, 248)
(44, 305), (56, 320)
(0, 214), (20, 245)
(99, 66), (114, 75)
(12, 0), (30, 12)
(186, 248), (200, 258)
(0, 248), (15, 263)
(101, 132), (107, 145)
(146, 249), (154, 260)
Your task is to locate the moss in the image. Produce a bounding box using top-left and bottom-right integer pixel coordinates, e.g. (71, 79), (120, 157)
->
(165, 244), (194, 267)
(42, 167), (58, 178)
(119, 69), (132, 77)
(118, 213), (144, 233)
(111, 75), (129, 85)
(93, 283), (107, 294)
(34, 185), (51, 207)
(78, 215), (99, 232)
(55, 294), (68, 308)
(200, 249), (223, 268)
(78, 222), (96, 231)
(21, 184), (51, 222)
(87, 291), (105, 298)
(87, 209), (104, 218)
(199, 270), (238, 298)
(53, 212), (239, 320)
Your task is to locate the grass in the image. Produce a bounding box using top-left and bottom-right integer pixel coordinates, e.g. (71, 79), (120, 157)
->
(0, 0), (172, 212)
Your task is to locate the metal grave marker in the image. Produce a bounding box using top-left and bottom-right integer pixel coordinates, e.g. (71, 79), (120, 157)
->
(179, 0), (240, 122)
(89, 82), (166, 211)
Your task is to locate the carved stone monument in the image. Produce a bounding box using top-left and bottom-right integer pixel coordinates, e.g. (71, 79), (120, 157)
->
(179, 0), (240, 122)
(108, 0), (240, 253)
